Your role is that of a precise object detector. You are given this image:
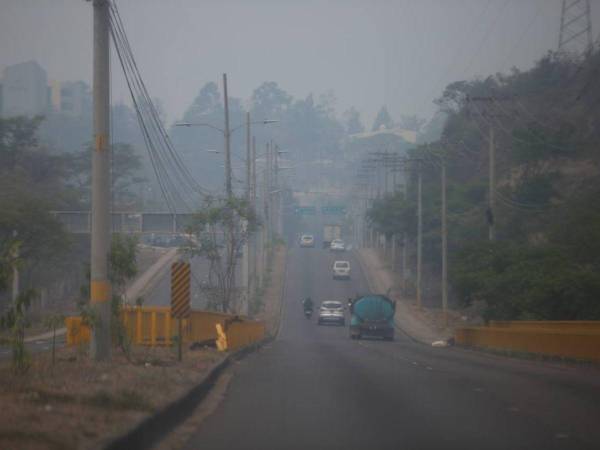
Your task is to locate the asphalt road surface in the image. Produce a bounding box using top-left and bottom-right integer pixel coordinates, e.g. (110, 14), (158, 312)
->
(183, 246), (600, 450)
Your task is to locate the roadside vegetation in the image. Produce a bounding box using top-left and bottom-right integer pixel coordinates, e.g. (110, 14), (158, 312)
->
(366, 50), (600, 321)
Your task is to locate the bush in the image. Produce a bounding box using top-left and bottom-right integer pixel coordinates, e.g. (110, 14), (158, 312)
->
(451, 241), (600, 321)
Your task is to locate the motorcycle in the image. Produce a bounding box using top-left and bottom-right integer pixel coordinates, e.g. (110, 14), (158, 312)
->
(304, 307), (313, 319)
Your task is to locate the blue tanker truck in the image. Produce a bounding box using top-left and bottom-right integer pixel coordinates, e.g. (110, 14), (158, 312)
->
(349, 294), (396, 341)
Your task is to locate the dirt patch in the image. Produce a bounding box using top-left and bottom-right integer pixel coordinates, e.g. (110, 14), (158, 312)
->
(0, 344), (224, 450)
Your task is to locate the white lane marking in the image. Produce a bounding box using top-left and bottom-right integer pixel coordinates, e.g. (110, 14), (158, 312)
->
(508, 406), (520, 413)
(473, 387), (484, 392)
(555, 433), (569, 439)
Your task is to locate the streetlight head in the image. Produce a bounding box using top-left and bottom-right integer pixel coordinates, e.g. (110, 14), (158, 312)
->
(263, 119), (279, 124)
(175, 122), (192, 127)
(204, 149), (221, 153)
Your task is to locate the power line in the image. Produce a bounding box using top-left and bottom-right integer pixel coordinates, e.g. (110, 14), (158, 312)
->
(108, 1), (214, 213)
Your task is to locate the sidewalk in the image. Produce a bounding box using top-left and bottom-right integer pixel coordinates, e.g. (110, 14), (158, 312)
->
(125, 247), (179, 303)
(355, 248), (452, 344)
(23, 247), (180, 344)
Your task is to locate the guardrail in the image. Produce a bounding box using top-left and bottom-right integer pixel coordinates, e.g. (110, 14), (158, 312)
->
(65, 306), (265, 351)
(455, 321), (600, 362)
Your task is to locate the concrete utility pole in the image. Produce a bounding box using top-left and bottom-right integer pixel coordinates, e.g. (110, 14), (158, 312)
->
(223, 73), (232, 199)
(488, 125), (495, 241)
(11, 230), (19, 307)
(416, 160), (423, 309)
(246, 112), (251, 203)
(274, 144), (280, 236)
(266, 141), (272, 242)
(441, 156), (448, 325)
(251, 136), (258, 294)
(240, 112), (252, 315)
(90, 0), (111, 361)
(402, 232), (408, 293)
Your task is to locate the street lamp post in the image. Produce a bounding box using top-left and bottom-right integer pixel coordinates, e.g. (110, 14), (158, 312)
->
(175, 85), (277, 314)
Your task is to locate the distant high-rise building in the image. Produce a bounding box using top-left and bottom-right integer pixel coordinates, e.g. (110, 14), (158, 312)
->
(1, 60), (48, 118)
(49, 80), (91, 117)
(60, 81), (90, 117)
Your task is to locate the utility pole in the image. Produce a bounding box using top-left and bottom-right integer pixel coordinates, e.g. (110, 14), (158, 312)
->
(416, 160), (422, 309)
(241, 111), (252, 315)
(274, 144), (280, 236)
(402, 232), (408, 293)
(90, 0), (111, 361)
(223, 73), (232, 199)
(251, 136), (258, 293)
(246, 112), (251, 203)
(266, 141), (272, 242)
(488, 125), (495, 241)
(11, 231), (19, 307)
(441, 155), (448, 325)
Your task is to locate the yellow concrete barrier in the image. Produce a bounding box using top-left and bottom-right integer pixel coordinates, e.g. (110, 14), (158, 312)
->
(65, 316), (91, 346)
(217, 319), (266, 352)
(65, 307), (265, 350)
(488, 321), (600, 333)
(455, 323), (600, 362)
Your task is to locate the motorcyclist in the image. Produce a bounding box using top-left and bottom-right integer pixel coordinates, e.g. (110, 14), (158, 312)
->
(302, 297), (314, 312)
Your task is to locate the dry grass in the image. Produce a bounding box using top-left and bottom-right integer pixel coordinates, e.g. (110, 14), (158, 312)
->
(0, 344), (223, 450)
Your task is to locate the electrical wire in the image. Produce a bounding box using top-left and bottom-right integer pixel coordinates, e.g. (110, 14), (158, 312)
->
(108, 1), (214, 214)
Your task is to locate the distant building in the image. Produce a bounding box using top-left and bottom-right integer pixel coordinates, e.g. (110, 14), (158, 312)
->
(52, 80), (90, 117)
(1, 60), (48, 117)
(349, 127), (417, 144)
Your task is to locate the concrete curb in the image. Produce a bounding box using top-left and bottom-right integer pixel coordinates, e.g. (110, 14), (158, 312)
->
(102, 247), (289, 450)
(101, 338), (271, 450)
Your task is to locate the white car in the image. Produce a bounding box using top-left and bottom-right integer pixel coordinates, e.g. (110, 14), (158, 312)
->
(300, 234), (315, 248)
(332, 260), (351, 280)
(318, 300), (345, 326)
(330, 239), (345, 252)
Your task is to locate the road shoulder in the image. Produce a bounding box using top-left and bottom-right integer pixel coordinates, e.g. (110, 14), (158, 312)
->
(355, 247), (452, 344)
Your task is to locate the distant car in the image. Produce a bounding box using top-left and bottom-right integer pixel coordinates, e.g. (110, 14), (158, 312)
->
(332, 260), (351, 280)
(300, 234), (315, 248)
(330, 239), (345, 252)
(318, 300), (345, 326)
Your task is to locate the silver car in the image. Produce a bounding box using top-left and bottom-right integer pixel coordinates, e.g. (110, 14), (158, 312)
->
(317, 300), (345, 326)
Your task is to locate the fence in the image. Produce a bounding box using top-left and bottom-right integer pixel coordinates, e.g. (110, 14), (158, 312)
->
(65, 306), (265, 351)
(455, 321), (600, 362)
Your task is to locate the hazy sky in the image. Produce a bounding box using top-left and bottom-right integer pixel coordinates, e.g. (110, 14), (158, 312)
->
(1, 0), (597, 126)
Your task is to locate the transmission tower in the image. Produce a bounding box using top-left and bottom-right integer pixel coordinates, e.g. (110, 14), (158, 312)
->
(558, 0), (593, 54)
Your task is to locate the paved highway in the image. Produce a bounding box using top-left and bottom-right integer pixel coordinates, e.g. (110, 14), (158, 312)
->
(184, 246), (600, 450)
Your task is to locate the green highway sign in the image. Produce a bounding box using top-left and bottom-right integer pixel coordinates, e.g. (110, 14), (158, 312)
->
(295, 206), (317, 215)
(321, 206), (346, 215)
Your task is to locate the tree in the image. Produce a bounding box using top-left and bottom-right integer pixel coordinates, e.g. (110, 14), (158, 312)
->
(185, 196), (257, 313)
(343, 107), (364, 135)
(183, 82), (223, 120)
(66, 143), (144, 208)
(398, 114), (427, 133)
(250, 81), (292, 120)
(372, 106), (394, 131)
